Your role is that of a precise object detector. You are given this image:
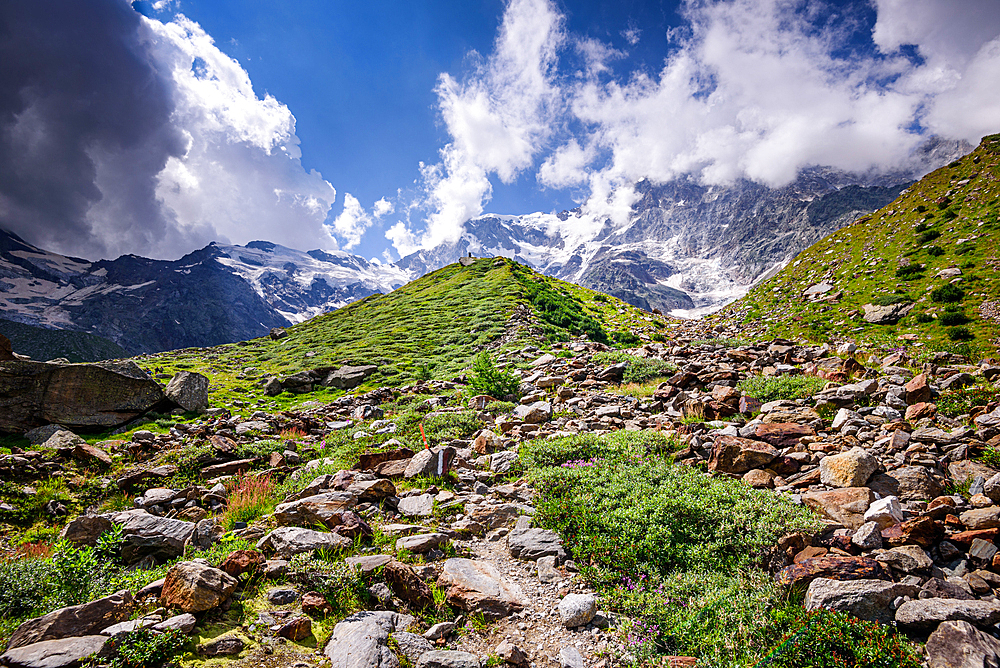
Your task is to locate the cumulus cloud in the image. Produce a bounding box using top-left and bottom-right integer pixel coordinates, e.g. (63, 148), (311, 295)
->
(0, 0), (342, 260)
(390, 0), (1000, 257)
(331, 193), (396, 250)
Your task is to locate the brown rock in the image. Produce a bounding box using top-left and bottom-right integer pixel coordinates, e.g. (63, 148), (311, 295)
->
(950, 528), (1000, 548)
(277, 616), (312, 642)
(0, 333), (14, 361)
(926, 620), (1000, 668)
(793, 546), (829, 564)
(200, 458), (254, 478)
(708, 435), (779, 474)
(357, 448), (414, 471)
(905, 402), (937, 421)
(881, 516), (944, 549)
(59, 515), (113, 547)
(384, 559), (433, 608)
(495, 639), (530, 666)
(961, 506), (1000, 531)
(775, 556), (886, 588)
(742, 469), (774, 488)
(301, 591), (334, 616)
(905, 374), (932, 405)
(437, 558), (527, 619)
(269, 451), (286, 468)
(160, 561), (238, 613)
(801, 487), (876, 530)
(209, 434), (237, 454)
(6, 590), (134, 650)
(72, 443), (113, 467)
(754, 423), (816, 449)
(220, 550), (265, 578)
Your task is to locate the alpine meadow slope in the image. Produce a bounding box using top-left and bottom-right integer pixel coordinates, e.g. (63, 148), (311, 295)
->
(713, 133), (1000, 354)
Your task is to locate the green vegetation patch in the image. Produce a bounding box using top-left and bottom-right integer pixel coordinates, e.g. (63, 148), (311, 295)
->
(509, 262), (608, 343)
(737, 375), (828, 403)
(593, 351), (676, 383)
(520, 430), (821, 665)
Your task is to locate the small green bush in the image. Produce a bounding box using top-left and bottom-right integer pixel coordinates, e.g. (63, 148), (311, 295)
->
(737, 375), (828, 403)
(931, 283), (965, 303)
(913, 221), (928, 232)
(937, 385), (1000, 417)
(873, 294), (911, 306)
(926, 245), (945, 256)
(894, 264), (924, 278)
(948, 326), (974, 341)
(106, 628), (187, 668)
(956, 245), (974, 255)
(593, 352), (676, 384)
(759, 609), (920, 667)
(611, 330), (640, 346)
(939, 311), (970, 326)
(467, 351), (520, 399)
(918, 229), (941, 243)
(915, 312), (934, 323)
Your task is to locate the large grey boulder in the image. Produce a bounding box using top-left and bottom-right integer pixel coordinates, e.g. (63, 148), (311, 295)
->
(273, 492), (356, 528)
(0, 635), (110, 668)
(397, 494), (435, 518)
(513, 401), (552, 424)
(324, 610), (413, 668)
(323, 365), (378, 390)
(867, 467), (943, 501)
(59, 516), (113, 547)
(804, 578), (919, 624)
(105, 510), (195, 563)
(895, 598), (1000, 632)
(926, 620), (1000, 668)
(164, 371), (209, 411)
(6, 591), (133, 650)
(862, 302), (913, 324)
(558, 593), (597, 628)
(0, 360), (166, 434)
(256, 526), (353, 559)
(507, 528), (566, 562)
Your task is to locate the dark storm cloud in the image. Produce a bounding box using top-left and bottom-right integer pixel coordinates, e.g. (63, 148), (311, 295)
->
(0, 0), (184, 258)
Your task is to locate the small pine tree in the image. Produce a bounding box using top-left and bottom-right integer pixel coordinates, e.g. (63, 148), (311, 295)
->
(468, 351), (520, 399)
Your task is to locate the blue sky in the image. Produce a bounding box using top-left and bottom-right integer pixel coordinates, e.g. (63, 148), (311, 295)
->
(2, 0), (999, 262)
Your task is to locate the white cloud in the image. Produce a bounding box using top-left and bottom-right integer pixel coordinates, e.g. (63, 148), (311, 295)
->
(391, 0), (1000, 258)
(373, 197), (394, 217)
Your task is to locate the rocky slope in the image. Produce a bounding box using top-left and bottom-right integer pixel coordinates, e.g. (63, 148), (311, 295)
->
(0, 229), (407, 356)
(0, 318), (127, 363)
(713, 133), (1000, 353)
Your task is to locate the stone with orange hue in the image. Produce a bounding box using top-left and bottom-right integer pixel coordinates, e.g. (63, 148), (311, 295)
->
(905, 374), (932, 405)
(220, 550), (265, 578)
(905, 402), (937, 421)
(801, 487), (875, 530)
(776, 556), (886, 588)
(819, 447), (876, 488)
(881, 516), (944, 549)
(708, 435), (779, 474)
(160, 561), (238, 613)
(754, 423), (816, 450)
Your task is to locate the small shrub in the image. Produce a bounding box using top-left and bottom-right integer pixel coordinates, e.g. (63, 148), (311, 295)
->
(592, 294), (608, 303)
(106, 628), (187, 668)
(913, 222), (928, 232)
(611, 330), (640, 346)
(938, 385), (1000, 417)
(759, 609), (920, 667)
(468, 351), (520, 399)
(421, 411), (481, 445)
(979, 447), (1000, 469)
(737, 375), (828, 403)
(939, 311), (970, 326)
(915, 312), (934, 323)
(873, 294), (911, 307)
(918, 229), (941, 243)
(926, 245), (945, 257)
(948, 326), (974, 341)
(931, 283), (965, 303)
(483, 400), (516, 416)
(942, 208), (959, 221)
(894, 264), (924, 278)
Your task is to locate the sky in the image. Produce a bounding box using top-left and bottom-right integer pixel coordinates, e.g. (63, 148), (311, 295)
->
(1, 0), (999, 264)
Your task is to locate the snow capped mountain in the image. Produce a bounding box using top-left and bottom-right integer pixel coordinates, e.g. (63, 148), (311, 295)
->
(0, 230), (407, 354)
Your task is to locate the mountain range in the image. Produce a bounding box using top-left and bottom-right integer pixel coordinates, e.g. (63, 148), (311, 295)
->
(0, 138), (970, 357)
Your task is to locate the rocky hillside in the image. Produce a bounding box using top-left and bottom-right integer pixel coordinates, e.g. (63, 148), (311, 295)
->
(0, 318), (127, 363)
(0, 229), (407, 356)
(714, 133), (1000, 353)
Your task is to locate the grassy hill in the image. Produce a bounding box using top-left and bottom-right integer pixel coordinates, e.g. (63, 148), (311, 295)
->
(0, 318), (129, 362)
(139, 257), (671, 408)
(712, 133), (1000, 356)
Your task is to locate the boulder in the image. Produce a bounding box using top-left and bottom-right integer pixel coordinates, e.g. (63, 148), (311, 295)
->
(896, 599), (1000, 632)
(273, 492), (356, 529)
(59, 516), (113, 547)
(753, 423), (816, 449)
(220, 550), (265, 578)
(801, 487), (875, 530)
(0, 636), (110, 668)
(6, 591), (133, 650)
(819, 447), (876, 488)
(864, 496), (904, 529)
(558, 593), (597, 627)
(160, 561), (238, 613)
(196, 637), (245, 657)
(151, 613), (197, 634)
(960, 506), (1000, 531)
(0, 360), (167, 434)
(404, 447), (456, 479)
(397, 494), (435, 518)
(708, 435), (779, 474)
(383, 560), (434, 608)
(925, 620), (1000, 668)
(905, 374), (932, 405)
(437, 558), (527, 619)
(164, 371), (209, 412)
(396, 533), (449, 554)
(507, 528), (566, 563)
(391, 632), (434, 663)
(256, 526), (353, 558)
(775, 556), (885, 588)
(277, 617), (312, 642)
(106, 510), (195, 563)
(324, 610), (414, 668)
(862, 302), (913, 325)
(867, 467), (943, 501)
(513, 402), (552, 424)
(322, 365), (378, 390)
(804, 578), (919, 624)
